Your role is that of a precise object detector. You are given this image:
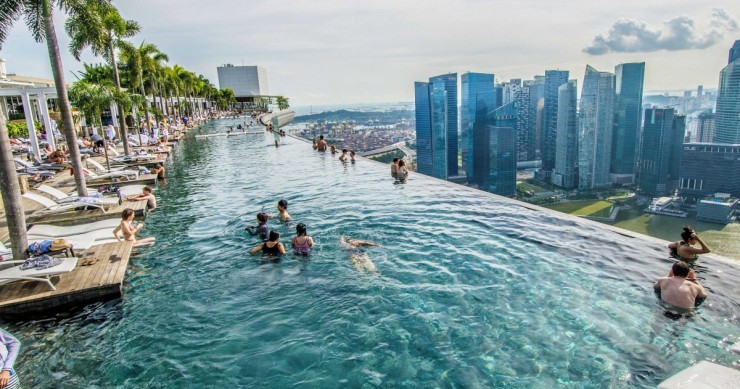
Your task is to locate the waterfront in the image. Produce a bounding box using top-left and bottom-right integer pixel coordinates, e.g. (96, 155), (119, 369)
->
(2, 119), (738, 388)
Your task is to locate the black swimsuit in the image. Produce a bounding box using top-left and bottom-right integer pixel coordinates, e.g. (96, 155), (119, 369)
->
(262, 242), (281, 255)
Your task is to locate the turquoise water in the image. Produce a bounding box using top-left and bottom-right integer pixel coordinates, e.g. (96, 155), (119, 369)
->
(2, 119), (739, 388)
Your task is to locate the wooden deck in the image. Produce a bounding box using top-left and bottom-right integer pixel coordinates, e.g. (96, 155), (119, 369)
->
(0, 241), (133, 318)
(85, 173), (159, 187)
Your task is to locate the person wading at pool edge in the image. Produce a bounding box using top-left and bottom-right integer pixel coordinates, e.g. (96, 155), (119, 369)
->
(654, 261), (708, 310)
(316, 135), (327, 152)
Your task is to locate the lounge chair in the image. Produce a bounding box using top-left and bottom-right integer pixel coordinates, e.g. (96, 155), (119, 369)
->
(29, 155), (67, 170)
(86, 158), (141, 175)
(35, 185), (119, 206)
(0, 257), (79, 290)
(27, 232), (116, 251)
(82, 167), (138, 182)
(14, 159), (56, 178)
(23, 192), (108, 215)
(28, 219), (121, 237)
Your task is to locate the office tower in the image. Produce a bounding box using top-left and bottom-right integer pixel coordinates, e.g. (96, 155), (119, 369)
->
(494, 83), (504, 109)
(528, 76), (545, 161)
(678, 143), (740, 201)
(516, 83), (532, 162)
(414, 82), (433, 177)
(610, 62), (645, 185)
(578, 66), (615, 190)
(430, 73), (458, 177)
(697, 112), (716, 142)
(714, 43), (740, 143)
(472, 102), (517, 196)
(553, 80), (578, 189)
(729, 39), (740, 64)
(461, 72), (496, 181)
(697, 85), (703, 98)
(638, 108), (684, 196)
(539, 70), (569, 180)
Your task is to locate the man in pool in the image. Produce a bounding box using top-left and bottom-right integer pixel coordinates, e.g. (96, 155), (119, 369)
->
(127, 186), (157, 210)
(317, 135), (327, 152)
(340, 235), (378, 273)
(654, 261), (708, 309)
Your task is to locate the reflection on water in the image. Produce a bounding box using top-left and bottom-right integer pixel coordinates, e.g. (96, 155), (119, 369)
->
(1, 119), (738, 388)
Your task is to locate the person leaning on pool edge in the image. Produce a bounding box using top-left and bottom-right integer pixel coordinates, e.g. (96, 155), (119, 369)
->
(668, 226), (711, 260)
(654, 261), (708, 310)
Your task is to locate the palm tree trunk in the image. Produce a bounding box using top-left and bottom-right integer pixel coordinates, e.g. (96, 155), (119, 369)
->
(43, 0), (87, 197)
(109, 40), (130, 156)
(0, 110), (28, 260)
(138, 71), (150, 146)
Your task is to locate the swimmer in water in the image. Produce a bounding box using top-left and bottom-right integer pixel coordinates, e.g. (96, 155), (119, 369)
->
(275, 199), (291, 221)
(291, 223), (314, 255)
(340, 235), (379, 272)
(667, 225), (711, 260)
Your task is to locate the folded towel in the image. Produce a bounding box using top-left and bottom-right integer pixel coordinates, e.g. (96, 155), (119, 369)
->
(20, 254), (64, 270)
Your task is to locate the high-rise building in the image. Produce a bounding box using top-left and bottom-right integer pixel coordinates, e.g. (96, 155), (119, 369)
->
(638, 108), (685, 196)
(414, 82), (433, 177)
(520, 78), (541, 162)
(578, 66), (615, 190)
(610, 62), (645, 185)
(729, 39), (740, 64)
(678, 143), (740, 201)
(461, 73), (496, 181)
(714, 41), (740, 144)
(529, 76), (545, 161)
(472, 102), (517, 196)
(216, 65), (269, 106)
(539, 70), (569, 181)
(553, 80), (578, 189)
(697, 112), (716, 143)
(414, 74), (458, 179)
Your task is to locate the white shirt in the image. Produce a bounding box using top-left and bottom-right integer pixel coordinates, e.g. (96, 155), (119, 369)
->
(106, 125), (116, 140)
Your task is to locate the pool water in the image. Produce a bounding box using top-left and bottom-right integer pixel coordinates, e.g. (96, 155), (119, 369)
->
(3, 119), (739, 388)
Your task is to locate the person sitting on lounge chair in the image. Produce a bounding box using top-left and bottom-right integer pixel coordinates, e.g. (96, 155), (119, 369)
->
(46, 150), (67, 165)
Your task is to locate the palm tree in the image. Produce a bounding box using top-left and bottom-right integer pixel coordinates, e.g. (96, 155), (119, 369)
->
(276, 96), (290, 110)
(0, 0), (110, 198)
(74, 62), (113, 84)
(69, 80), (119, 169)
(66, 3), (140, 155)
(0, 110), (28, 260)
(120, 41), (166, 134)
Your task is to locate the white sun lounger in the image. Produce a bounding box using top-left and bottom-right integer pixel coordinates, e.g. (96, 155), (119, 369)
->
(36, 185), (119, 206)
(23, 192), (108, 215)
(28, 219), (121, 237)
(86, 159), (141, 175)
(0, 257), (78, 290)
(82, 167), (138, 181)
(27, 232), (117, 251)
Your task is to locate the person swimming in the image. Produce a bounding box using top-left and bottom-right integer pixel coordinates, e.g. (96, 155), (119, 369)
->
(340, 235), (378, 272)
(245, 212), (270, 241)
(276, 199), (292, 221)
(291, 223), (314, 255)
(250, 230), (286, 257)
(668, 226), (711, 260)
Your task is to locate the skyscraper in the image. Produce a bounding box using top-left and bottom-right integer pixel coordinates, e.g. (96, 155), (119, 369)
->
(610, 62), (645, 185)
(529, 76), (545, 162)
(414, 82), (433, 176)
(553, 80), (578, 189)
(697, 112), (716, 143)
(714, 43), (740, 144)
(414, 74), (458, 180)
(472, 102), (517, 196)
(638, 108), (685, 196)
(461, 72), (495, 181)
(578, 66), (615, 190)
(430, 73), (459, 177)
(539, 70), (569, 181)
(678, 142), (740, 201)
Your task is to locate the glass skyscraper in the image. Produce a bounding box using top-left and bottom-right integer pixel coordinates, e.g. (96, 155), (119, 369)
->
(578, 66), (615, 190)
(472, 102), (517, 196)
(461, 72), (495, 181)
(430, 73), (459, 178)
(610, 62), (645, 185)
(553, 80), (578, 189)
(678, 143), (740, 201)
(540, 70), (569, 179)
(638, 108), (685, 196)
(697, 112), (716, 142)
(414, 73), (458, 180)
(714, 41), (740, 144)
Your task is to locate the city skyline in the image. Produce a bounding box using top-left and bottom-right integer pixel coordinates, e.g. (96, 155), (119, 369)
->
(0, 1), (738, 106)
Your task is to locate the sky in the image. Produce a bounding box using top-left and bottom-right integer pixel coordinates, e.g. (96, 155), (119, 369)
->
(1, 0), (739, 106)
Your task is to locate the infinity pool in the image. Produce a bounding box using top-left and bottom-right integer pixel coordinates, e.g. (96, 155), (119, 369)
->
(3, 119), (739, 388)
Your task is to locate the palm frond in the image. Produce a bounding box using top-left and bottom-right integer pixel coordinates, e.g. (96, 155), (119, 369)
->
(0, 0), (24, 48)
(22, 0), (43, 42)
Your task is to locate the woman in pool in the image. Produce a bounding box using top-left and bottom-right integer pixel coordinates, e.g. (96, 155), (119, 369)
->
(340, 235), (379, 272)
(668, 226), (711, 260)
(291, 223), (314, 255)
(250, 231), (286, 256)
(113, 208), (156, 247)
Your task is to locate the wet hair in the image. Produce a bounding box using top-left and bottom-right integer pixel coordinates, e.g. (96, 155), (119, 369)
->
(143, 186), (152, 193)
(393, 158), (399, 163)
(278, 199), (288, 209)
(350, 150), (355, 156)
(398, 160), (406, 167)
(319, 135), (324, 140)
(680, 226), (694, 244)
(342, 149), (348, 153)
(122, 208), (135, 220)
(257, 212), (269, 223)
(268, 230), (280, 242)
(296, 223), (307, 236)
(671, 261), (691, 278)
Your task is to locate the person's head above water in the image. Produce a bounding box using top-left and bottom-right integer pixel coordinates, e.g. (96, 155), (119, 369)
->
(398, 159), (406, 167)
(671, 261), (691, 278)
(296, 223), (307, 236)
(278, 199), (288, 210)
(342, 149), (348, 153)
(319, 135), (324, 140)
(257, 212), (269, 224)
(142, 186), (152, 194)
(680, 225), (695, 244)
(268, 230), (280, 242)
(393, 158), (399, 164)
(122, 208), (135, 220)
